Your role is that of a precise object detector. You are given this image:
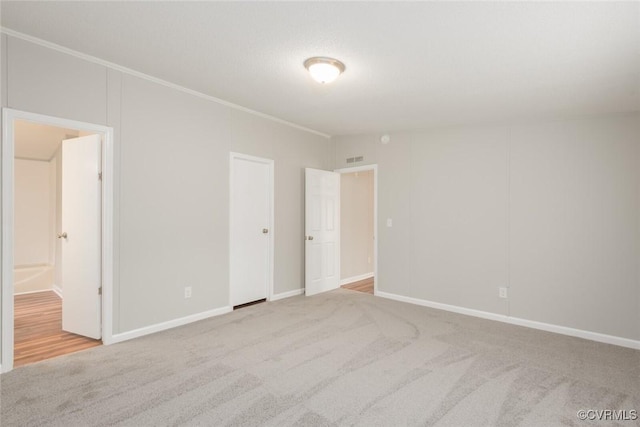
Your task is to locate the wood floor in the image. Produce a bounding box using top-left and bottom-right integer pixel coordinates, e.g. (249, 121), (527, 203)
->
(341, 276), (374, 294)
(14, 291), (101, 368)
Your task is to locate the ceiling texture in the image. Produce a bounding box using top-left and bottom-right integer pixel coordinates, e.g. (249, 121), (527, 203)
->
(1, 1), (639, 136)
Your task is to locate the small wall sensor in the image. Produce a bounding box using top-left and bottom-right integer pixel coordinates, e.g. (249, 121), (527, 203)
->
(380, 134), (390, 144)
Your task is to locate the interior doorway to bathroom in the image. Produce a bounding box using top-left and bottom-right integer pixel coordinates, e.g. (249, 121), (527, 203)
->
(1, 109), (114, 372)
(13, 120), (101, 367)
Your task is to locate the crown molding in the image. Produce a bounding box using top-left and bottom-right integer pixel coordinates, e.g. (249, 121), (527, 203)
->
(0, 27), (331, 139)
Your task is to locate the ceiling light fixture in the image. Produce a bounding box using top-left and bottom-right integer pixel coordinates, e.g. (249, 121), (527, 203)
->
(304, 57), (346, 84)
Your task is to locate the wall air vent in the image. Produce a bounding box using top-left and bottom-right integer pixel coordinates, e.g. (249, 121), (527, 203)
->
(346, 156), (364, 164)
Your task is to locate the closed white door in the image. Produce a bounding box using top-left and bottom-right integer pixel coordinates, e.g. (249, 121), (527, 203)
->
(61, 134), (102, 339)
(305, 168), (340, 296)
(230, 153), (273, 306)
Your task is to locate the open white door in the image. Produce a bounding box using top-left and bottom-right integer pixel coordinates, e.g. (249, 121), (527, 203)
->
(305, 168), (340, 296)
(61, 134), (102, 339)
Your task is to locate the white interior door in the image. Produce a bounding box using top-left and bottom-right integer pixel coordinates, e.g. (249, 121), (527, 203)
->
(305, 168), (340, 296)
(61, 134), (102, 339)
(230, 153), (273, 306)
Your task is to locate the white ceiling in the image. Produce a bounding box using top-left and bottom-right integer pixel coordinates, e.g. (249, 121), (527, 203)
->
(1, 2), (639, 136)
(15, 120), (79, 161)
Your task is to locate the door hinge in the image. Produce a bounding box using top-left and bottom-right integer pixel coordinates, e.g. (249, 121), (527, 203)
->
(98, 286), (102, 295)
(98, 172), (102, 181)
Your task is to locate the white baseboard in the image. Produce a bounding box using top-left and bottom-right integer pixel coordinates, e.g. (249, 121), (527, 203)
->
(106, 306), (232, 345)
(14, 288), (55, 296)
(52, 284), (63, 298)
(270, 288), (304, 301)
(375, 291), (640, 350)
(340, 272), (374, 286)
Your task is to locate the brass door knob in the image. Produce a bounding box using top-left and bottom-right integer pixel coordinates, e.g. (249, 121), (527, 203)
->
(262, 228), (269, 234)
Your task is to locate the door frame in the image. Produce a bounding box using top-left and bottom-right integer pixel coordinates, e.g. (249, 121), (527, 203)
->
(1, 108), (114, 373)
(229, 152), (275, 304)
(334, 164), (378, 295)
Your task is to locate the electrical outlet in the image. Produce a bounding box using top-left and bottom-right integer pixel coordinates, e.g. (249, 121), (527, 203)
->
(498, 287), (508, 299)
(184, 286), (192, 299)
(367, 256), (371, 264)
(386, 218), (393, 227)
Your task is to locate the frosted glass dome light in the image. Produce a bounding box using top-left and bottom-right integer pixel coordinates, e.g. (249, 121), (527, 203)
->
(304, 57), (346, 84)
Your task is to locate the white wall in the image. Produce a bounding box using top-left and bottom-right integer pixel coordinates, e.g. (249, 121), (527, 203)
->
(508, 118), (640, 340)
(334, 114), (640, 342)
(340, 171), (374, 281)
(1, 33), (7, 361)
(0, 35), (330, 344)
(7, 38), (107, 125)
(14, 159), (53, 267)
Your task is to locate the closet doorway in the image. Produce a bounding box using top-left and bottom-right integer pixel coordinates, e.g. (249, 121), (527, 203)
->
(229, 152), (274, 307)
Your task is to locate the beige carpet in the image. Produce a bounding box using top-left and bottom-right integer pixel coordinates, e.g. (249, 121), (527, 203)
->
(1, 289), (638, 426)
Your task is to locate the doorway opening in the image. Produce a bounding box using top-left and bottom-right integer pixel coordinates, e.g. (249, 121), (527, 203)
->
(336, 165), (377, 295)
(2, 109), (114, 372)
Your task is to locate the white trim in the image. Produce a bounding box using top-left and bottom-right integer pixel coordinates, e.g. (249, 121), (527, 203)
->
(52, 284), (63, 299)
(229, 152), (275, 306)
(100, 124), (115, 346)
(1, 109), (16, 373)
(270, 288), (304, 301)
(109, 306), (233, 345)
(340, 272), (374, 286)
(0, 109), (14, 372)
(335, 165), (378, 174)
(14, 289), (55, 296)
(1, 109), (115, 372)
(375, 291), (640, 350)
(0, 27), (330, 139)
(335, 165), (378, 295)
